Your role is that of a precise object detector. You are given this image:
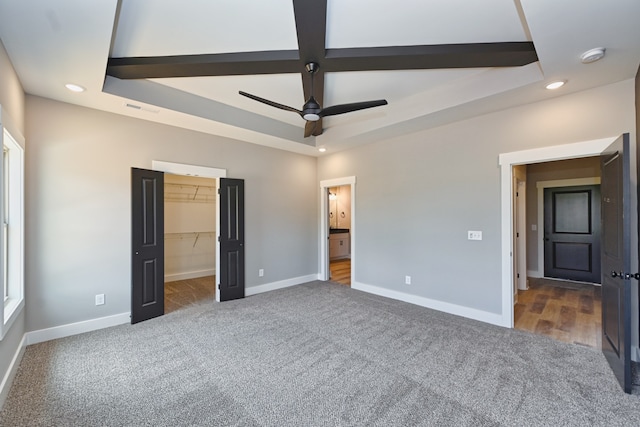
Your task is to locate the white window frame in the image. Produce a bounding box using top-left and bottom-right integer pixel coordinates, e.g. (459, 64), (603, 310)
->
(0, 107), (25, 340)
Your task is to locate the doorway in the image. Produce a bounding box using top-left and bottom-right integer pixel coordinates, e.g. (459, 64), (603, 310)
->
(513, 158), (603, 347)
(320, 177), (356, 286)
(328, 185), (352, 286)
(499, 136), (618, 328)
(163, 173), (217, 313)
(131, 161), (230, 324)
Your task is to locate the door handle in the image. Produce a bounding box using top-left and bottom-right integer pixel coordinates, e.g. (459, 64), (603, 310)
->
(610, 271), (640, 280)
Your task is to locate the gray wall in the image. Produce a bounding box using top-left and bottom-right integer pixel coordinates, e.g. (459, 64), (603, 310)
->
(0, 40), (25, 401)
(525, 157), (601, 275)
(25, 96), (318, 332)
(318, 79), (636, 316)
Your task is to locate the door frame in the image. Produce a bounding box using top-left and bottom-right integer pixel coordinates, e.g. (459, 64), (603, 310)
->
(532, 177), (601, 278)
(319, 176), (356, 282)
(499, 137), (619, 328)
(513, 172), (527, 294)
(151, 160), (226, 302)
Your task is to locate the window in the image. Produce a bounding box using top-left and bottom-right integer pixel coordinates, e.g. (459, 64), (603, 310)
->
(0, 108), (24, 340)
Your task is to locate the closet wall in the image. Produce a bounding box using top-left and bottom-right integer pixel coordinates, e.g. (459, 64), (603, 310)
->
(164, 174), (216, 282)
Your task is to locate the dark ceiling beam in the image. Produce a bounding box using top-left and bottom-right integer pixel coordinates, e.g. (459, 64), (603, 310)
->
(106, 50), (300, 79)
(322, 42), (538, 72)
(106, 0), (539, 138)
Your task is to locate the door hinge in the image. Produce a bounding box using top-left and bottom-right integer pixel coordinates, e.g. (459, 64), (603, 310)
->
(516, 232), (519, 238)
(517, 273), (520, 278)
(218, 236), (221, 242)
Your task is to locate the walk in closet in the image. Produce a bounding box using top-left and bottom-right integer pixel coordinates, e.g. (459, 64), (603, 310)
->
(164, 174), (216, 282)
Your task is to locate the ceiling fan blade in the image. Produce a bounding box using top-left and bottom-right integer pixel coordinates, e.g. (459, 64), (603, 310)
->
(239, 91), (302, 116)
(320, 100), (388, 118)
(304, 121), (317, 138)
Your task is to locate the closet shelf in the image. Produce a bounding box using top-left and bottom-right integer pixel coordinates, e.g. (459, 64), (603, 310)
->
(165, 231), (216, 247)
(164, 183), (216, 203)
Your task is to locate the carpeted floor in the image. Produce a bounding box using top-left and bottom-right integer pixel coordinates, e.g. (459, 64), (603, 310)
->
(1, 281), (640, 426)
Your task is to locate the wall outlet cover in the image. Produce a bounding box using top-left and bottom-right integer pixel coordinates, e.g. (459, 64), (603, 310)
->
(468, 231), (482, 240)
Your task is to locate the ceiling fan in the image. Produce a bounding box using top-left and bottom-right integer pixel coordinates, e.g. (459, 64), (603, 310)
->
(239, 62), (388, 138)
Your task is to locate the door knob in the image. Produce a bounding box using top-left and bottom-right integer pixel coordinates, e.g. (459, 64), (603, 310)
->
(611, 271), (618, 278)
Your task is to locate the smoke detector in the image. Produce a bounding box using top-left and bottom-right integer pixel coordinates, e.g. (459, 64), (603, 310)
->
(580, 48), (606, 64)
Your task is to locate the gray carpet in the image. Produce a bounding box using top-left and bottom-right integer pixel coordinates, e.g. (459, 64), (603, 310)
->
(1, 281), (639, 426)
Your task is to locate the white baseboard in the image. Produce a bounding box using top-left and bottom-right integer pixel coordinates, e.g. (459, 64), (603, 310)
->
(527, 269), (542, 278)
(25, 312), (130, 346)
(0, 334), (26, 410)
(246, 274), (319, 297)
(352, 281), (504, 327)
(165, 268), (215, 282)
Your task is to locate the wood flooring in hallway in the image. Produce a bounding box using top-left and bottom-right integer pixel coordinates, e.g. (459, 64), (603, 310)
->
(330, 259), (351, 286)
(514, 277), (601, 349)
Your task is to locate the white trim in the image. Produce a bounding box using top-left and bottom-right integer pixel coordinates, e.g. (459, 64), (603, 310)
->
(527, 269), (542, 278)
(499, 136), (617, 328)
(352, 281), (504, 326)
(245, 274), (319, 296)
(165, 268), (216, 282)
(151, 160), (226, 179)
(320, 177), (356, 282)
(0, 333), (25, 410)
(535, 177), (601, 276)
(25, 312), (130, 346)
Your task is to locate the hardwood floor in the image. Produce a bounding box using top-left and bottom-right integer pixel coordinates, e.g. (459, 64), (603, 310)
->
(165, 275), (215, 314)
(330, 259), (351, 286)
(514, 277), (601, 348)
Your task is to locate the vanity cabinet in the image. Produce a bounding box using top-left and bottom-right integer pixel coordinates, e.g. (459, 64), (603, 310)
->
(329, 231), (350, 260)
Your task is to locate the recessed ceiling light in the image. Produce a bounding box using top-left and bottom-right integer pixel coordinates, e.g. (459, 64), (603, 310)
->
(545, 81), (566, 90)
(580, 47), (606, 64)
(318, 148), (327, 153)
(65, 83), (85, 93)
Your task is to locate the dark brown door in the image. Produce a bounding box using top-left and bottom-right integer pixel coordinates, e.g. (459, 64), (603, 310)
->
(131, 168), (164, 324)
(601, 134), (632, 393)
(219, 178), (245, 301)
(544, 185), (601, 283)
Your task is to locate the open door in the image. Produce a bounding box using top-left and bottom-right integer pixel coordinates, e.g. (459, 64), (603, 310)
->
(131, 168), (164, 324)
(600, 133), (632, 393)
(219, 178), (245, 301)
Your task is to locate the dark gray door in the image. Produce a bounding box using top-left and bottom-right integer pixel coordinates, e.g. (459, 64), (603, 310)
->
(601, 134), (632, 393)
(544, 185), (601, 283)
(219, 178), (245, 301)
(131, 168), (164, 324)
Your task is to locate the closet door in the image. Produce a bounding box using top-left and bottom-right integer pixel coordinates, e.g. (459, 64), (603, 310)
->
(219, 178), (244, 301)
(131, 168), (164, 324)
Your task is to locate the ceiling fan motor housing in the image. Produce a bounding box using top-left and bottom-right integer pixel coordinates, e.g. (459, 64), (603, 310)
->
(303, 96), (321, 121)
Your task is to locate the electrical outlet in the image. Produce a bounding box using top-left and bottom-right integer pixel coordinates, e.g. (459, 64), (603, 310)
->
(405, 276), (411, 285)
(95, 294), (105, 306)
(468, 231), (482, 240)
(259, 269), (264, 277)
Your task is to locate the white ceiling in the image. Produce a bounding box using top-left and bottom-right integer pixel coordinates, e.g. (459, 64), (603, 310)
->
(1, 0), (639, 156)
